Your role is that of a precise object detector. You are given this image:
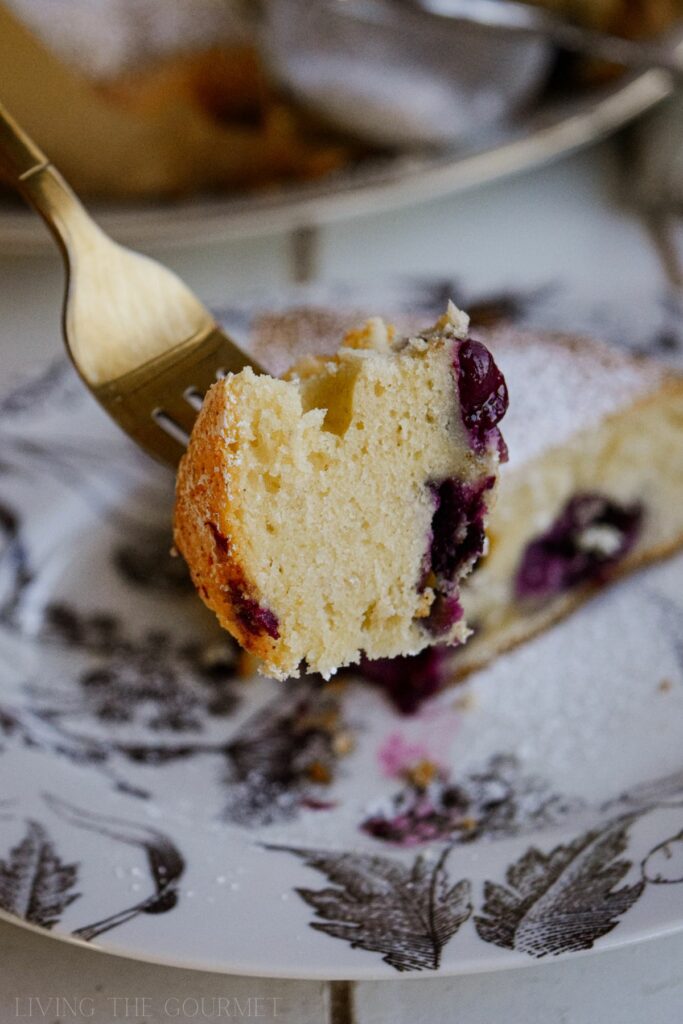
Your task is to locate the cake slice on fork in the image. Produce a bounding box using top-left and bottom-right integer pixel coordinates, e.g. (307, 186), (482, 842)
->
(174, 304), (508, 679)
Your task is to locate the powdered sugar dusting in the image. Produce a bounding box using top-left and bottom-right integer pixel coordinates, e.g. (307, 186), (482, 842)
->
(483, 326), (667, 467)
(453, 552), (683, 802)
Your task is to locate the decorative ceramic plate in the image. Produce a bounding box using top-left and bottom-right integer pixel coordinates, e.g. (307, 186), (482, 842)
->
(0, 68), (672, 253)
(0, 279), (682, 979)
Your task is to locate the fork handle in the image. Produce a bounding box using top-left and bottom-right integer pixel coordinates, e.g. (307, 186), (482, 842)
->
(0, 100), (99, 258)
(0, 99), (49, 180)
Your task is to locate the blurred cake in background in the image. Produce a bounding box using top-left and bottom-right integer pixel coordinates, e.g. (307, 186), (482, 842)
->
(0, 0), (353, 199)
(2, 0), (681, 202)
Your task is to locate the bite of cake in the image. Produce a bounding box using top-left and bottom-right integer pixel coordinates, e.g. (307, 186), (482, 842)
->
(174, 303), (508, 679)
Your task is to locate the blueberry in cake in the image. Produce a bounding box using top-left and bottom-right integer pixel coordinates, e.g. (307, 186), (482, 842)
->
(513, 492), (643, 599)
(174, 303), (508, 680)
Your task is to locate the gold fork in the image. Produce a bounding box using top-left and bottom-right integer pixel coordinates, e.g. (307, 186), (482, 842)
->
(0, 101), (264, 466)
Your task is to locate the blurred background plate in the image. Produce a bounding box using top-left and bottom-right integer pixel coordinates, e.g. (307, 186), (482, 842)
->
(0, 67), (671, 254)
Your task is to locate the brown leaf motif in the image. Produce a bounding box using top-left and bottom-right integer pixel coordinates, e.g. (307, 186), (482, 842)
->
(0, 821), (79, 928)
(267, 844), (471, 972)
(475, 814), (645, 957)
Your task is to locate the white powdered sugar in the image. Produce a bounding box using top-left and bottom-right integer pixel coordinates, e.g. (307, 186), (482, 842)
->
(454, 552), (683, 802)
(477, 326), (667, 468)
(248, 308), (669, 469)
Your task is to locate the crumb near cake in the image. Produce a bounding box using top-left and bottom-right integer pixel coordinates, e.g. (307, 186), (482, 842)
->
(174, 303), (508, 681)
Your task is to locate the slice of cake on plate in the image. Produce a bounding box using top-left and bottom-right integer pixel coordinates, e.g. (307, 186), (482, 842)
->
(452, 326), (683, 679)
(174, 304), (508, 680)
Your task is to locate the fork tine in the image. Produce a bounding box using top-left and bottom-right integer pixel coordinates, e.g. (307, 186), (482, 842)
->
(183, 387), (204, 411)
(152, 409), (191, 448)
(92, 323), (264, 467)
(154, 394), (198, 437)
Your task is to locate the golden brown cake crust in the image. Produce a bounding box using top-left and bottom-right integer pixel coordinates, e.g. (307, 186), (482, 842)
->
(174, 378), (281, 667)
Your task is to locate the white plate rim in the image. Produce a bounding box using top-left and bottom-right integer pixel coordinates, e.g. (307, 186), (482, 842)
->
(0, 70), (671, 252)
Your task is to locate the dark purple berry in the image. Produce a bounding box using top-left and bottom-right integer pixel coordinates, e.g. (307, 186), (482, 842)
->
(206, 520), (230, 555)
(228, 584), (280, 640)
(429, 476), (494, 582)
(457, 339), (509, 452)
(424, 594), (463, 638)
(515, 492), (643, 600)
(414, 475), (495, 640)
(358, 645), (452, 715)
